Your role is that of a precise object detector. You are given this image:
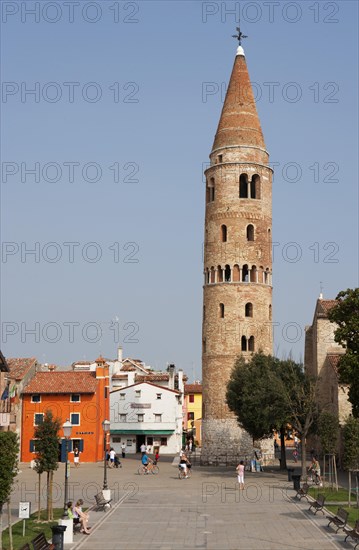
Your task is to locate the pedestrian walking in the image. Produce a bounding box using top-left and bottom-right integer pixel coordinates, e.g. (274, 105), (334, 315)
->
(74, 447), (80, 467)
(121, 442), (126, 458)
(109, 447), (116, 468)
(140, 443), (146, 455)
(236, 460), (245, 491)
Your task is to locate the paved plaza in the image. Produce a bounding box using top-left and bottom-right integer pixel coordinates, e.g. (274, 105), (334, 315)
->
(9, 455), (357, 550)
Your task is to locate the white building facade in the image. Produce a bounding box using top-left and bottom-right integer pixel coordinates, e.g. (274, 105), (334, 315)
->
(110, 381), (183, 455)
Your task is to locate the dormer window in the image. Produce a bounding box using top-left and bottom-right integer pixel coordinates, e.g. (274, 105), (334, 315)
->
(31, 394), (41, 403)
(70, 394), (80, 403)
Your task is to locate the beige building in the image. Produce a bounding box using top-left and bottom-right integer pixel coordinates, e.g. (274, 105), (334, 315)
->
(305, 296), (351, 424)
(201, 41), (273, 463)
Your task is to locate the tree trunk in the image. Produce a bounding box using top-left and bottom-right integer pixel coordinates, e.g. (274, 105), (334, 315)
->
(37, 473), (41, 521)
(49, 471), (53, 521)
(301, 434), (307, 478)
(280, 425), (287, 470)
(7, 500), (13, 550)
(47, 471), (50, 521)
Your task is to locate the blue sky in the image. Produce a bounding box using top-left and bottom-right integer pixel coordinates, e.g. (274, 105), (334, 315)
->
(1, 0), (358, 379)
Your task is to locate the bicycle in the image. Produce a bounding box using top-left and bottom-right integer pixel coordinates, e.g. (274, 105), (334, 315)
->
(306, 469), (321, 486)
(138, 462), (159, 475)
(178, 464), (191, 479)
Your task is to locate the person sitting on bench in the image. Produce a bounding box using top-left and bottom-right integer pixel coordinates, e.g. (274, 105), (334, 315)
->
(73, 499), (91, 535)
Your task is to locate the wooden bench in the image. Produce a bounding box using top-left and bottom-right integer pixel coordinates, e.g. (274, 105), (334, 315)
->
(94, 492), (112, 511)
(308, 494), (325, 515)
(326, 507), (349, 532)
(295, 482), (310, 501)
(31, 532), (55, 550)
(344, 519), (359, 549)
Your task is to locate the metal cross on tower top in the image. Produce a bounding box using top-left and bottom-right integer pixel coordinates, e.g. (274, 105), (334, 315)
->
(232, 25), (248, 46)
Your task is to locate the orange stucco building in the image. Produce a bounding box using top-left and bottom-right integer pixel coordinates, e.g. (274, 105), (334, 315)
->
(21, 357), (109, 463)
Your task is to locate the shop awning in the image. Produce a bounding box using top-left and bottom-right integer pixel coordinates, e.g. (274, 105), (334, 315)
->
(110, 429), (175, 435)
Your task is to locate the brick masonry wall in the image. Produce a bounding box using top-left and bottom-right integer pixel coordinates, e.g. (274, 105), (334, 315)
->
(201, 54), (273, 464)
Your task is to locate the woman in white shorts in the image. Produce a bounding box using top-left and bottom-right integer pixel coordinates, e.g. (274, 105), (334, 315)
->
(236, 460), (245, 490)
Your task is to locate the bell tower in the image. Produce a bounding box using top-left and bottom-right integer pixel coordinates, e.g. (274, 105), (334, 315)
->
(201, 37), (273, 463)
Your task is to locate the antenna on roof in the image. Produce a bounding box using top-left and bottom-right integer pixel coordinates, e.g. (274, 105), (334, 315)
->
(319, 281), (324, 300)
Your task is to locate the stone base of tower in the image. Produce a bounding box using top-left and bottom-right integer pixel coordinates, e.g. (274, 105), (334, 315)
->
(201, 418), (254, 465)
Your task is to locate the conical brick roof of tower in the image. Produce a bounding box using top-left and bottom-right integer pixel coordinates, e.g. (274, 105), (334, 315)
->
(212, 46), (266, 151)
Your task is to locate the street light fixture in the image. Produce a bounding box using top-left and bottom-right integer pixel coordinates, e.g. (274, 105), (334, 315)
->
(62, 419), (72, 517)
(102, 419), (111, 491)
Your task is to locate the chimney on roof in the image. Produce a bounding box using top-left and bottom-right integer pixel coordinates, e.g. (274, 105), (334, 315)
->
(127, 371), (135, 386)
(167, 363), (175, 390)
(117, 346), (123, 363)
(319, 293), (323, 300)
(47, 364), (56, 371)
(178, 369), (183, 393)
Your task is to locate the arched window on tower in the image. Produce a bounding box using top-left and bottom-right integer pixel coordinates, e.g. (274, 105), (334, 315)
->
(203, 305), (206, 320)
(264, 268), (269, 284)
(246, 224), (254, 241)
(219, 303), (224, 318)
(203, 338), (206, 353)
(233, 264), (240, 282)
(245, 303), (253, 317)
(221, 224), (227, 242)
(239, 174), (248, 198)
(250, 265), (257, 283)
(269, 304), (272, 320)
(210, 267), (215, 284)
(206, 177), (215, 203)
(242, 264), (249, 282)
(241, 336), (247, 351)
(217, 265), (223, 283)
(251, 174), (261, 199)
(225, 264), (231, 282)
(259, 266), (264, 284)
(248, 336), (255, 351)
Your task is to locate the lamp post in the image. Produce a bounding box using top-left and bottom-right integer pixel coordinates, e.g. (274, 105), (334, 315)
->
(62, 419), (72, 517)
(102, 419), (110, 491)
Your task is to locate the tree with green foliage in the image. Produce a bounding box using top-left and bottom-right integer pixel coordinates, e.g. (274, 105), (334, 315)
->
(343, 416), (359, 471)
(34, 410), (61, 521)
(272, 358), (319, 476)
(327, 288), (359, 417)
(227, 353), (319, 476)
(318, 411), (339, 455)
(226, 353), (290, 469)
(0, 432), (19, 550)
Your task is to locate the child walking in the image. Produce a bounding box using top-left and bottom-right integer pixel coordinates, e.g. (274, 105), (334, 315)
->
(236, 460), (245, 491)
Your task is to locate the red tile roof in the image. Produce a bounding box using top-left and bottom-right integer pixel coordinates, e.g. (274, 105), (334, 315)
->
(185, 384), (202, 394)
(7, 358), (37, 380)
(22, 371), (97, 394)
(317, 300), (338, 316)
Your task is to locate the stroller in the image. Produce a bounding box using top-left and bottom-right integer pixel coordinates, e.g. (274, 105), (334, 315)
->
(114, 454), (122, 468)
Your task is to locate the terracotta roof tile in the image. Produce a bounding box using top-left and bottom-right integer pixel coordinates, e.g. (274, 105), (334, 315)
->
(7, 358), (37, 380)
(22, 371), (97, 394)
(185, 384), (203, 394)
(317, 300), (338, 316)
